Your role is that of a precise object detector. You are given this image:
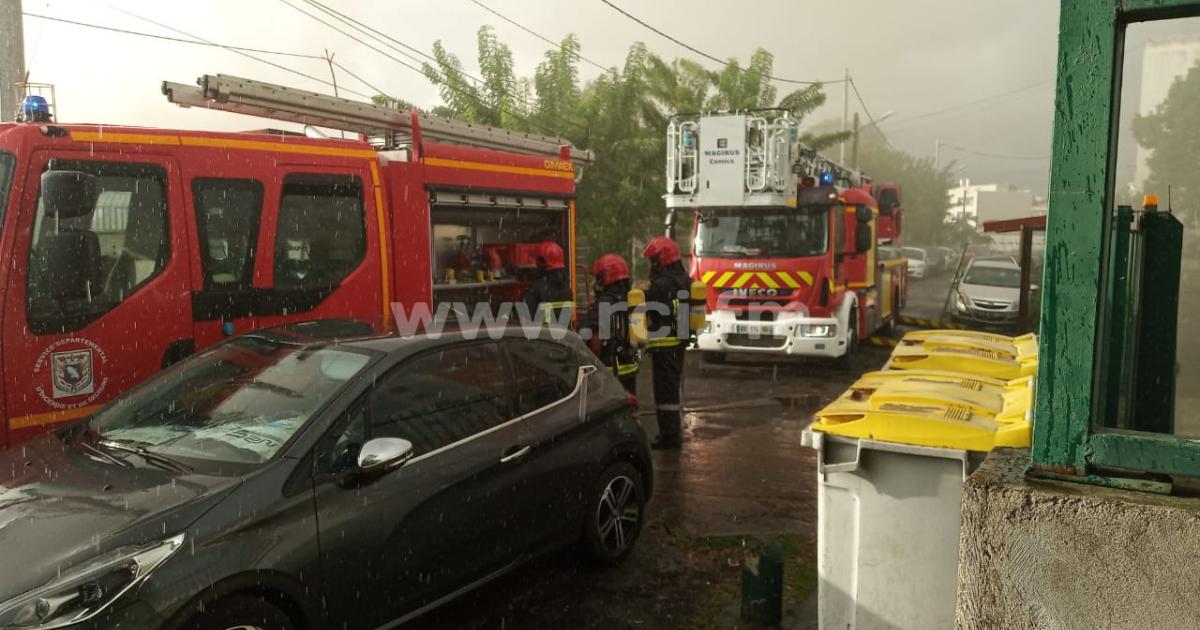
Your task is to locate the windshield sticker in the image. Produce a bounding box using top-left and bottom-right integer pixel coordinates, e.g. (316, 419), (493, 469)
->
(189, 417), (305, 459)
(33, 338), (110, 410)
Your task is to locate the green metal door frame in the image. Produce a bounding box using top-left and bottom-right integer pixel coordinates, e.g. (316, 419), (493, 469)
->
(1032, 0), (1200, 482)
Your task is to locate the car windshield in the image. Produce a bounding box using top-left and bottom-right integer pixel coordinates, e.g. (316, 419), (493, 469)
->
(90, 335), (374, 467)
(0, 151), (12, 234)
(695, 207), (827, 258)
(903, 248), (926, 261)
(964, 266), (1021, 288)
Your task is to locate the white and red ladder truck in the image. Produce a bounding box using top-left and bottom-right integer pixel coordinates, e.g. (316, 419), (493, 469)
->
(664, 111), (906, 363)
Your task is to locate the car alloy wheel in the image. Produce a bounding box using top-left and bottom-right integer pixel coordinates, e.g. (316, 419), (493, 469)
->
(596, 474), (640, 555)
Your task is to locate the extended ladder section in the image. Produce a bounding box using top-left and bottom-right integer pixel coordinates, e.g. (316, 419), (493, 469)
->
(665, 111), (867, 208)
(163, 74), (594, 165)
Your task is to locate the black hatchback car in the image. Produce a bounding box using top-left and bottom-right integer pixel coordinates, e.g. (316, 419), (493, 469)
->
(0, 321), (651, 629)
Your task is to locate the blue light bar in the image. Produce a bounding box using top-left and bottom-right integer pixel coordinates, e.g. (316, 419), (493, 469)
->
(20, 95), (51, 122)
(819, 171), (835, 186)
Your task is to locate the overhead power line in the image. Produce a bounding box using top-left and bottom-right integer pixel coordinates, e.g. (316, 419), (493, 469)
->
(848, 77), (895, 151)
(112, 7), (374, 99)
(597, 0), (843, 85)
(278, 0), (573, 136)
(939, 142), (1050, 161)
(468, 0), (609, 72)
(24, 12), (324, 60)
(884, 78), (1055, 133)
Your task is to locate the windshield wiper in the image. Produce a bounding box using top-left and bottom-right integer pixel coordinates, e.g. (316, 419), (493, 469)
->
(99, 439), (192, 473)
(79, 440), (134, 468)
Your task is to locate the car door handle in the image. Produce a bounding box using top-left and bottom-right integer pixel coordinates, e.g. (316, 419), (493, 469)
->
(500, 445), (532, 464)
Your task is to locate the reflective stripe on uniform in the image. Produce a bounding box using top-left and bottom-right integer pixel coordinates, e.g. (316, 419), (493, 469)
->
(646, 336), (681, 349)
(538, 301), (575, 323)
(656, 403), (681, 411)
(616, 362), (639, 376)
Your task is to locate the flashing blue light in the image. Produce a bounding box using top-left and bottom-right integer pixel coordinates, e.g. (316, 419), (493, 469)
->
(20, 95), (51, 123)
(819, 171), (836, 186)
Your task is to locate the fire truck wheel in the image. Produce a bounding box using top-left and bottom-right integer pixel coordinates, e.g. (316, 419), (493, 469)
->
(702, 351), (727, 364)
(837, 309), (859, 370)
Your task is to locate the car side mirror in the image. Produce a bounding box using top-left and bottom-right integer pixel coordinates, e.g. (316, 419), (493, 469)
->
(356, 437), (414, 475)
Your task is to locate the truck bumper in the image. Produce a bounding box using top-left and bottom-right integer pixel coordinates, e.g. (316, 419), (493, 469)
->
(695, 311), (847, 358)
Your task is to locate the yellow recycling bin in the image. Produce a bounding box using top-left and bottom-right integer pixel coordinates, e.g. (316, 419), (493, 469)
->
(803, 378), (1032, 629)
(886, 343), (1037, 380)
(898, 329), (1038, 362)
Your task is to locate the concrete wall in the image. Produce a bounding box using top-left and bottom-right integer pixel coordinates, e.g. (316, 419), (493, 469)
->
(956, 448), (1200, 629)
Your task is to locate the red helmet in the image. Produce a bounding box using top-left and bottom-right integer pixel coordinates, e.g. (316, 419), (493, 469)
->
(643, 236), (681, 266)
(537, 241), (566, 270)
(592, 253), (630, 286)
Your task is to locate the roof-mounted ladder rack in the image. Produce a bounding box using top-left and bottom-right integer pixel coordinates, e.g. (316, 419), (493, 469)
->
(162, 73), (594, 165)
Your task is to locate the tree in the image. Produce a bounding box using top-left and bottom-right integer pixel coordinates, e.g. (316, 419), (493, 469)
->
(410, 32), (849, 257)
(1133, 60), (1200, 220)
(852, 125), (959, 245)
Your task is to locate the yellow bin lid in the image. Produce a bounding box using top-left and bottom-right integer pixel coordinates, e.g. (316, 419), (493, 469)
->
(851, 370), (1033, 422)
(829, 378), (1030, 424)
(899, 330), (1038, 361)
(810, 400), (1032, 452)
(887, 344), (1038, 380)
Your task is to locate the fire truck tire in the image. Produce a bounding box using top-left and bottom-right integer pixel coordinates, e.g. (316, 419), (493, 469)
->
(702, 351), (727, 364)
(837, 308), (859, 370)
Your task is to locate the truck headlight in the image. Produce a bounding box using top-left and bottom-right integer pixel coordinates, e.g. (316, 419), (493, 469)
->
(800, 324), (836, 338)
(0, 535), (184, 629)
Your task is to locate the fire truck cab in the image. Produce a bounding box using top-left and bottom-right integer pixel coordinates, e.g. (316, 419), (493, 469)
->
(0, 74), (590, 447)
(665, 112), (906, 362)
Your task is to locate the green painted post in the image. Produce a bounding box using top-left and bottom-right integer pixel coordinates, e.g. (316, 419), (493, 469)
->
(1103, 206), (1132, 429)
(1132, 211), (1182, 434)
(1031, 0), (1118, 475)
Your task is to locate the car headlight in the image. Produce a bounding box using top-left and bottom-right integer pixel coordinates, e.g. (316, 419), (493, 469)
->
(956, 293), (971, 311)
(0, 535), (184, 629)
(800, 324), (836, 338)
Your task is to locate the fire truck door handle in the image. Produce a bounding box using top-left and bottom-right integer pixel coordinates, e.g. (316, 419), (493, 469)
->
(500, 445), (531, 464)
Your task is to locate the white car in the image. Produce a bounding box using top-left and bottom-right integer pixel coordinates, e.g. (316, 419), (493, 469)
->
(902, 246), (927, 279)
(953, 259), (1022, 325)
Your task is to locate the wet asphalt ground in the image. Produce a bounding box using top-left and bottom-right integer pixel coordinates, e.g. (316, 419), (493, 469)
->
(407, 273), (957, 630)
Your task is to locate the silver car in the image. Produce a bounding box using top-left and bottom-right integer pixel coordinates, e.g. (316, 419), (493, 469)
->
(953, 259), (1022, 325)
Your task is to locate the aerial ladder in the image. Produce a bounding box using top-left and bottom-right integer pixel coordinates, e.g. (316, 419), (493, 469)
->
(162, 73), (594, 165)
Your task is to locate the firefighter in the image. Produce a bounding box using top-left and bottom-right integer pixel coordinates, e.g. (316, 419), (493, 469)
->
(524, 241), (574, 327)
(643, 236), (691, 450)
(589, 253), (639, 395)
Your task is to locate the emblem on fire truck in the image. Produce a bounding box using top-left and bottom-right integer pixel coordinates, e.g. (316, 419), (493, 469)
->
(33, 337), (110, 409)
(51, 350), (94, 398)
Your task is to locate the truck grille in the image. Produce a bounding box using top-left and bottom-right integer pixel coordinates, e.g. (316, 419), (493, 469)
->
(726, 333), (788, 349)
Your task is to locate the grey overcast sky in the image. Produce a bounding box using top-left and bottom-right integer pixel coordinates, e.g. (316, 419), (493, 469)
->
(16, 0), (1060, 191)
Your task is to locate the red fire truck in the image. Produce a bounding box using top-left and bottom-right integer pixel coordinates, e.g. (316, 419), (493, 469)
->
(0, 74), (592, 447)
(664, 112), (906, 363)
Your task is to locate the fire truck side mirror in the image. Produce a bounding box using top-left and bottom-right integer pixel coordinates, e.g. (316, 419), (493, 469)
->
(855, 221), (873, 254)
(41, 171), (99, 219)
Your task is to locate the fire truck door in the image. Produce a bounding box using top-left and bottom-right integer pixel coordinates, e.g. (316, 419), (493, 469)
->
(189, 175), (268, 349)
(254, 166), (384, 332)
(3, 152), (193, 443)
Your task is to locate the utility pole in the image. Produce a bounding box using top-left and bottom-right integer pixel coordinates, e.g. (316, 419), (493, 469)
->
(851, 112), (860, 170)
(934, 139), (941, 171)
(840, 68), (849, 164)
(0, 0), (26, 122)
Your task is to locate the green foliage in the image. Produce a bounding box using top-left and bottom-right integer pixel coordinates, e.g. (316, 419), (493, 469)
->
(1133, 60), (1200, 220)
(409, 30), (915, 259)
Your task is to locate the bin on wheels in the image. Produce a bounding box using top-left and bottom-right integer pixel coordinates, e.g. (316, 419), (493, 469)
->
(801, 398), (1031, 629)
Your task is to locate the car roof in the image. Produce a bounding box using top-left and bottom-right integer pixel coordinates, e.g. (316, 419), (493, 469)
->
(968, 259), (1020, 270)
(247, 318), (578, 357)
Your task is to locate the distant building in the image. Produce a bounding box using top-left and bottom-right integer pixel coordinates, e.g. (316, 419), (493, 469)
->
(1132, 36), (1200, 189)
(946, 179), (1036, 226)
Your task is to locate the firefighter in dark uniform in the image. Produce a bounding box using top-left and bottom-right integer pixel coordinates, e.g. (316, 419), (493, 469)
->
(588, 253), (639, 395)
(524, 241), (574, 327)
(643, 236), (691, 450)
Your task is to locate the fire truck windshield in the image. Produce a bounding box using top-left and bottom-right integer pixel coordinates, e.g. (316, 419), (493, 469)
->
(695, 206), (828, 259)
(0, 151), (12, 232)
